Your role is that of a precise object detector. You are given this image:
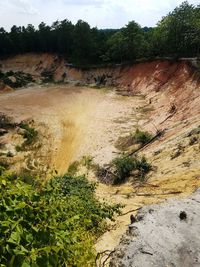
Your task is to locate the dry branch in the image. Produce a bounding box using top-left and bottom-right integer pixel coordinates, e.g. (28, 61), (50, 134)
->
(119, 207), (142, 216)
(95, 250), (115, 267)
(136, 191), (182, 197)
(160, 110), (176, 125)
(128, 129), (165, 156)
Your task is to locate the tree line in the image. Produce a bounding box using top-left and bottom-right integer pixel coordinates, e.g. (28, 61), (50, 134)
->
(0, 1), (199, 65)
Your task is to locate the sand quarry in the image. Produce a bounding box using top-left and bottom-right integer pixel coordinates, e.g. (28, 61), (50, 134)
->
(0, 54), (200, 264)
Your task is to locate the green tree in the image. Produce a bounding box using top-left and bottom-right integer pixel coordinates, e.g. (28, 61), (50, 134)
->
(73, 20), (92, 64)
(0, 28), (13, 55)
(38, 22), (52, 52)
(122, 21), (145, 60)
(106, 21), (145, 62)
(52, 19), (74, 55)
(106, 31), (125, 62)
(155, 1), (199, 57)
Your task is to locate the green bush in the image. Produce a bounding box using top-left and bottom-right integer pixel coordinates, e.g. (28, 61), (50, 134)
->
(0, 70), (4, 78)
(0, 71), (34, 88)
(0, 160), (9, 171)
(115, 129), (153, 151)
(0, 114), (14, 129)
(1, 71), (34, 88)
(133, 128), (152, 145)
(15, 145), (23, 152)
(135, 156), (152, 181)
(81, 156), (94, 170)
(67, 161), (80, 175)
(112, 155), (151, 184)
(41, 70), (54, 83)
(6, 151), (13, 157)
(112, 155), (136, 183)
(20, 124), (38, 147)
(0, 171), (121, 266)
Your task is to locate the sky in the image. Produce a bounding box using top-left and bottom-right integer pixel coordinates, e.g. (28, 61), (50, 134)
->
(0, 0), (199, 31)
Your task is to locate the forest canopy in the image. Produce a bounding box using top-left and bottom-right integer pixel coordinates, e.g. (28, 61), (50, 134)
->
(0, 1), (199, 65)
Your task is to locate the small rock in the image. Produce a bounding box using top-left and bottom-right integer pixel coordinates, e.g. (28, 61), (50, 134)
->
(179, 211), (187, 221)
(130, 214), (136, 224)
(0, 128), (8, 136)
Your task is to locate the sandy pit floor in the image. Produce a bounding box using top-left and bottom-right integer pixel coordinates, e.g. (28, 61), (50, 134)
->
(1, 84), (200, 255)
(0, 84), (146, 173)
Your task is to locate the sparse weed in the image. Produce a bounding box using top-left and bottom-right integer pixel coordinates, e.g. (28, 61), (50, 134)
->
(189, 136), (198, 145)
(81, 155), (94, 170)
(19, 123), (38, 147)
(116, 128), (153, 151)
(133, 128), (153, 145)
(171, 143), (184, 159)
(0, 159), (9, 170)
(0, 113), (14, 129)
(15, 144), (23, 152)
(6, 151), (13, 157)
(41, 69), (54, 83)
(68, 161), (80, 175)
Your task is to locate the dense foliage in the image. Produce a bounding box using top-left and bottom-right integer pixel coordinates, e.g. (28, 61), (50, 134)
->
(0, 2), (199, 65)
(0, 170), (121, 266)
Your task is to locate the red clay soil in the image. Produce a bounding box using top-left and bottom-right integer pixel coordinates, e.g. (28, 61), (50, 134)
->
(0, 82), (13, 93)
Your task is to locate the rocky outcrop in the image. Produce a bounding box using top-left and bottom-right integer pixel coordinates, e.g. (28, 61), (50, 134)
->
(110, 189), (200, 267)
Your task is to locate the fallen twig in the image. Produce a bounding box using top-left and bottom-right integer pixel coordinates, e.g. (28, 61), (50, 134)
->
(95, 250), (111, 267)
(160, 111), (176, 125)
(191, 198), (200, 204)
(140, 249), (153, 256)
(134, 183), (159, 189)
(128, 129), (165, 156)
(95, 250), (115, 267)
(119, 207), (142, 216)
(102, 250), (115, 267)
(136, 191), (182, 197)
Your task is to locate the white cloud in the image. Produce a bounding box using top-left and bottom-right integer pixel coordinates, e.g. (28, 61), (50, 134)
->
(0, 0), (199, 30)
(62, 0), (105, 6)
(0, 0), (38, 15)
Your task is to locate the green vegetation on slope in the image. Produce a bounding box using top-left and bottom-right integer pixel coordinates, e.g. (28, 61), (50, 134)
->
(0, 71), (34, 88)
(20, 123), (38, 146)
(0, 169), (121, 267)
(0, 1), (199, 65)
(112, 155), (151, 184)
(116, 129), (153, 151)
(133, 129), (153, 146)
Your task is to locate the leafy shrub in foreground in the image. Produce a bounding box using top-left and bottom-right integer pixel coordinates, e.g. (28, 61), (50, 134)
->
(0, 172), (121, 266)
